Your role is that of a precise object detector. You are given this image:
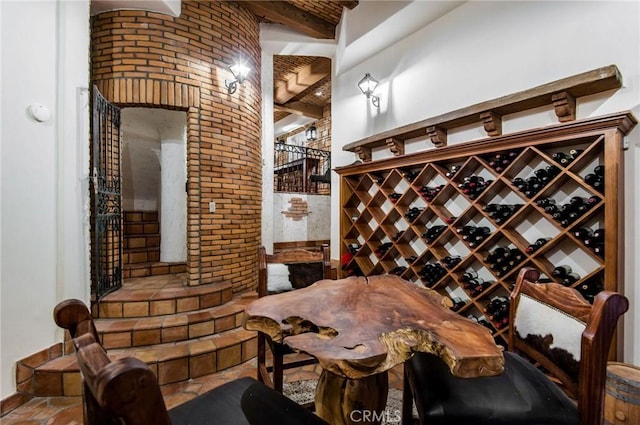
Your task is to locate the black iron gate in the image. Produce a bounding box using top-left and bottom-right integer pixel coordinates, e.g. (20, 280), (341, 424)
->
(90, 86), (122, 301)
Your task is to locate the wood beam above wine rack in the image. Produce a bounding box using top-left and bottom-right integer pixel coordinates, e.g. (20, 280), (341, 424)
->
(343, 65), (622, 160)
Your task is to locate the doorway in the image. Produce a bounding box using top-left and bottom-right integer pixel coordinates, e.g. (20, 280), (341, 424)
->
(120, 108), (187, 278)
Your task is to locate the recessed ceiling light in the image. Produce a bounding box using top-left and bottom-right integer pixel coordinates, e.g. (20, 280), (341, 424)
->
(315, 91), (322, 96)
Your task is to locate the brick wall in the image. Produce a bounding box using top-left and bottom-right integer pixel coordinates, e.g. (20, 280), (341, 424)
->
(91, 1), (262, 292)
(282, 104), (331, 153)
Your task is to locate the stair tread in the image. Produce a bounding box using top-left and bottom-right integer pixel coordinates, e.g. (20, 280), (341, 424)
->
(37, 327), (257, 372)
(124, 261), (185, 270)
(96, 295), (256, 333)
(124, 246), (161, 253)
(99, 273), (228, 303)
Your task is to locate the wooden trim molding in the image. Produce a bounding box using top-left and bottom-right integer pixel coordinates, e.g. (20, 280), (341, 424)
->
(336, 112), (637, 175)
(343, 64), (623, 156)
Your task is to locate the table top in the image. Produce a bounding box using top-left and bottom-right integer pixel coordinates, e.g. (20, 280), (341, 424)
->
(244, 275), (504, 379)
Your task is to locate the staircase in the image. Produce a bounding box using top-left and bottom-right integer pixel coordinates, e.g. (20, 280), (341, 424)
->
(123, 211), (186, 278)
(13, 215), (258, 399)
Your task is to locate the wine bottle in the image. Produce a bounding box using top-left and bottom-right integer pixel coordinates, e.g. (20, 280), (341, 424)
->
(569, 149), (584, 158)
(403, 170), (419, 182)
(445, 165), (460, 178)
(390, 266), (407, 276)
(375, 242), (393, 256)
(593, 244), (604, 258)
(576, 280), (602, 303)
(442, 255), (462, 269)
(552, 265), (572, 277)
(536, 197), (556, 207)
(460, 270), (479, 282)
(525, 237), (550, 254)
(552, 151), (569, 164)
(573, 227), (593, 240)
(593, 165), (605, 176)
(450, 297), (466, 312)
(561, 272), (581, 286)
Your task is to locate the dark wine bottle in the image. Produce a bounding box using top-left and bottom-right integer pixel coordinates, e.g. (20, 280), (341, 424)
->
(569, 149), (584, 158)
(525, 237), (550, 254)
(593, 165), (605, 176)
(573, 228), (593, 240)
(460, 270), (479, 282)
(552, 265), (572, 277)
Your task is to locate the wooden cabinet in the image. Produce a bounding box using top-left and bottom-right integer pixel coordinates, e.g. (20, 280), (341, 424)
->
(337, 113), (636, 347)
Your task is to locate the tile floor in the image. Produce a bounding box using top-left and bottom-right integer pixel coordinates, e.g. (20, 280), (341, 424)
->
(1, 358), (406, 424)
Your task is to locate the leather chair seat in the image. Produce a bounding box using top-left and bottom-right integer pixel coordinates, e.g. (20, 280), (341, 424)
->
(405, 351), (580, 425)
(169, 377), (328, 425)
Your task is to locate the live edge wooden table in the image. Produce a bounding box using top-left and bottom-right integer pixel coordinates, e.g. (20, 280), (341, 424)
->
(244, 275), (504, 425)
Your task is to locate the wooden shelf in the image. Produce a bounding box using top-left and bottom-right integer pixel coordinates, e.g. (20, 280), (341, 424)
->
(337, 112), (636, 349)
(344, 65), (623, 158)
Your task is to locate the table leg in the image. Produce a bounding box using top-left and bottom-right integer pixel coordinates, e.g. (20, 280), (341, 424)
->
(315, 369), (389, 425)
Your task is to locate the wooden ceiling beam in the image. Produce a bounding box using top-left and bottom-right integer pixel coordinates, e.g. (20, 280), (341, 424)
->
(236, 1), (336, 39)
(274, 101), (324, 119)
(336, 1), (359, 10)
(274, 58), (331, 104)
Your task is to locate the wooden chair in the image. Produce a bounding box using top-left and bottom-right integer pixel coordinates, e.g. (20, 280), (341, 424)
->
(257, 244), (331, 392)
(402, 267), (629, 425)
(53, 299), (328, 425)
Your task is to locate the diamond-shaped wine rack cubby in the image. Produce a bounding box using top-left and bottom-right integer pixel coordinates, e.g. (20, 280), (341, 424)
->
(337, 113), (635, 348)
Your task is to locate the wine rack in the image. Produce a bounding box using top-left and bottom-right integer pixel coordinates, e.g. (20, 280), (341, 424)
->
(337, 113), (636, 348)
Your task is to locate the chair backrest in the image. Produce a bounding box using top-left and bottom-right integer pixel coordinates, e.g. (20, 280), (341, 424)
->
(54, 299), (173, 425)
(258, 244), (331, 297)
(508, 268), (628, 425)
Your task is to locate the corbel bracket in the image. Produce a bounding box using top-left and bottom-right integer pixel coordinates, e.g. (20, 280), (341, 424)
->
(385, 137), (405, 156)
(552, 91), (576, 122)
(426, 126), (447, 148)
(355, 146), (372, 162)
(480, 111), (502, 136)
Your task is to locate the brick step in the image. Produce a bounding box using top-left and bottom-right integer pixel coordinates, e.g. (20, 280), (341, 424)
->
(96, 295), (256, 349)
(123, 247), (161, 264)
(124, 211), (158, 224)
(124, 221), (160, 236)
(94, 274), (230, 318)
(123, 234), (160, 250)
(23, 326), (258, 397)
(123, 261), (186, 279)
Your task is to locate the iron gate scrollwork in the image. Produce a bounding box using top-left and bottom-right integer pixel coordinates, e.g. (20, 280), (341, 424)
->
(91, 86), (122, 301)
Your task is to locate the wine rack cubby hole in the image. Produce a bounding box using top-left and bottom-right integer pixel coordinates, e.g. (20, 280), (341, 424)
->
(337, 112), (636, 348)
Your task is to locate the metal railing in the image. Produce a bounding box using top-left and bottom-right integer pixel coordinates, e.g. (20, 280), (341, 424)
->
(274, 142), (331, 194)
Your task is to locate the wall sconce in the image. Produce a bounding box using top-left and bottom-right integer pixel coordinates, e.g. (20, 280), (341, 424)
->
(305, 124), (317, 141)
(225, 61), (251, 94)
(358, 73), (380, 107)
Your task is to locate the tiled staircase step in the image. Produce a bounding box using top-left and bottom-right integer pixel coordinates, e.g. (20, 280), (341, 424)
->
(123, 261), (186, 278)
(95, 275), (231, 318)
(124, 221), (160, 236)
(96, 295), (257, 349)
(123, 247), (161, 264)
(123, 234), (160, 250)
(124, 211), (158, 223)
(27, 327), (258, 397)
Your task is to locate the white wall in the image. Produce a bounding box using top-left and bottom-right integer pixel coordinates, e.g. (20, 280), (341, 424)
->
(332, 1), (640, 363)
(0, 0), (91, 398)
(273, 193), (331, 243)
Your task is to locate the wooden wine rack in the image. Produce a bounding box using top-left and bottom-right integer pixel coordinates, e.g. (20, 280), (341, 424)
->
(337, 112), (636, 347)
